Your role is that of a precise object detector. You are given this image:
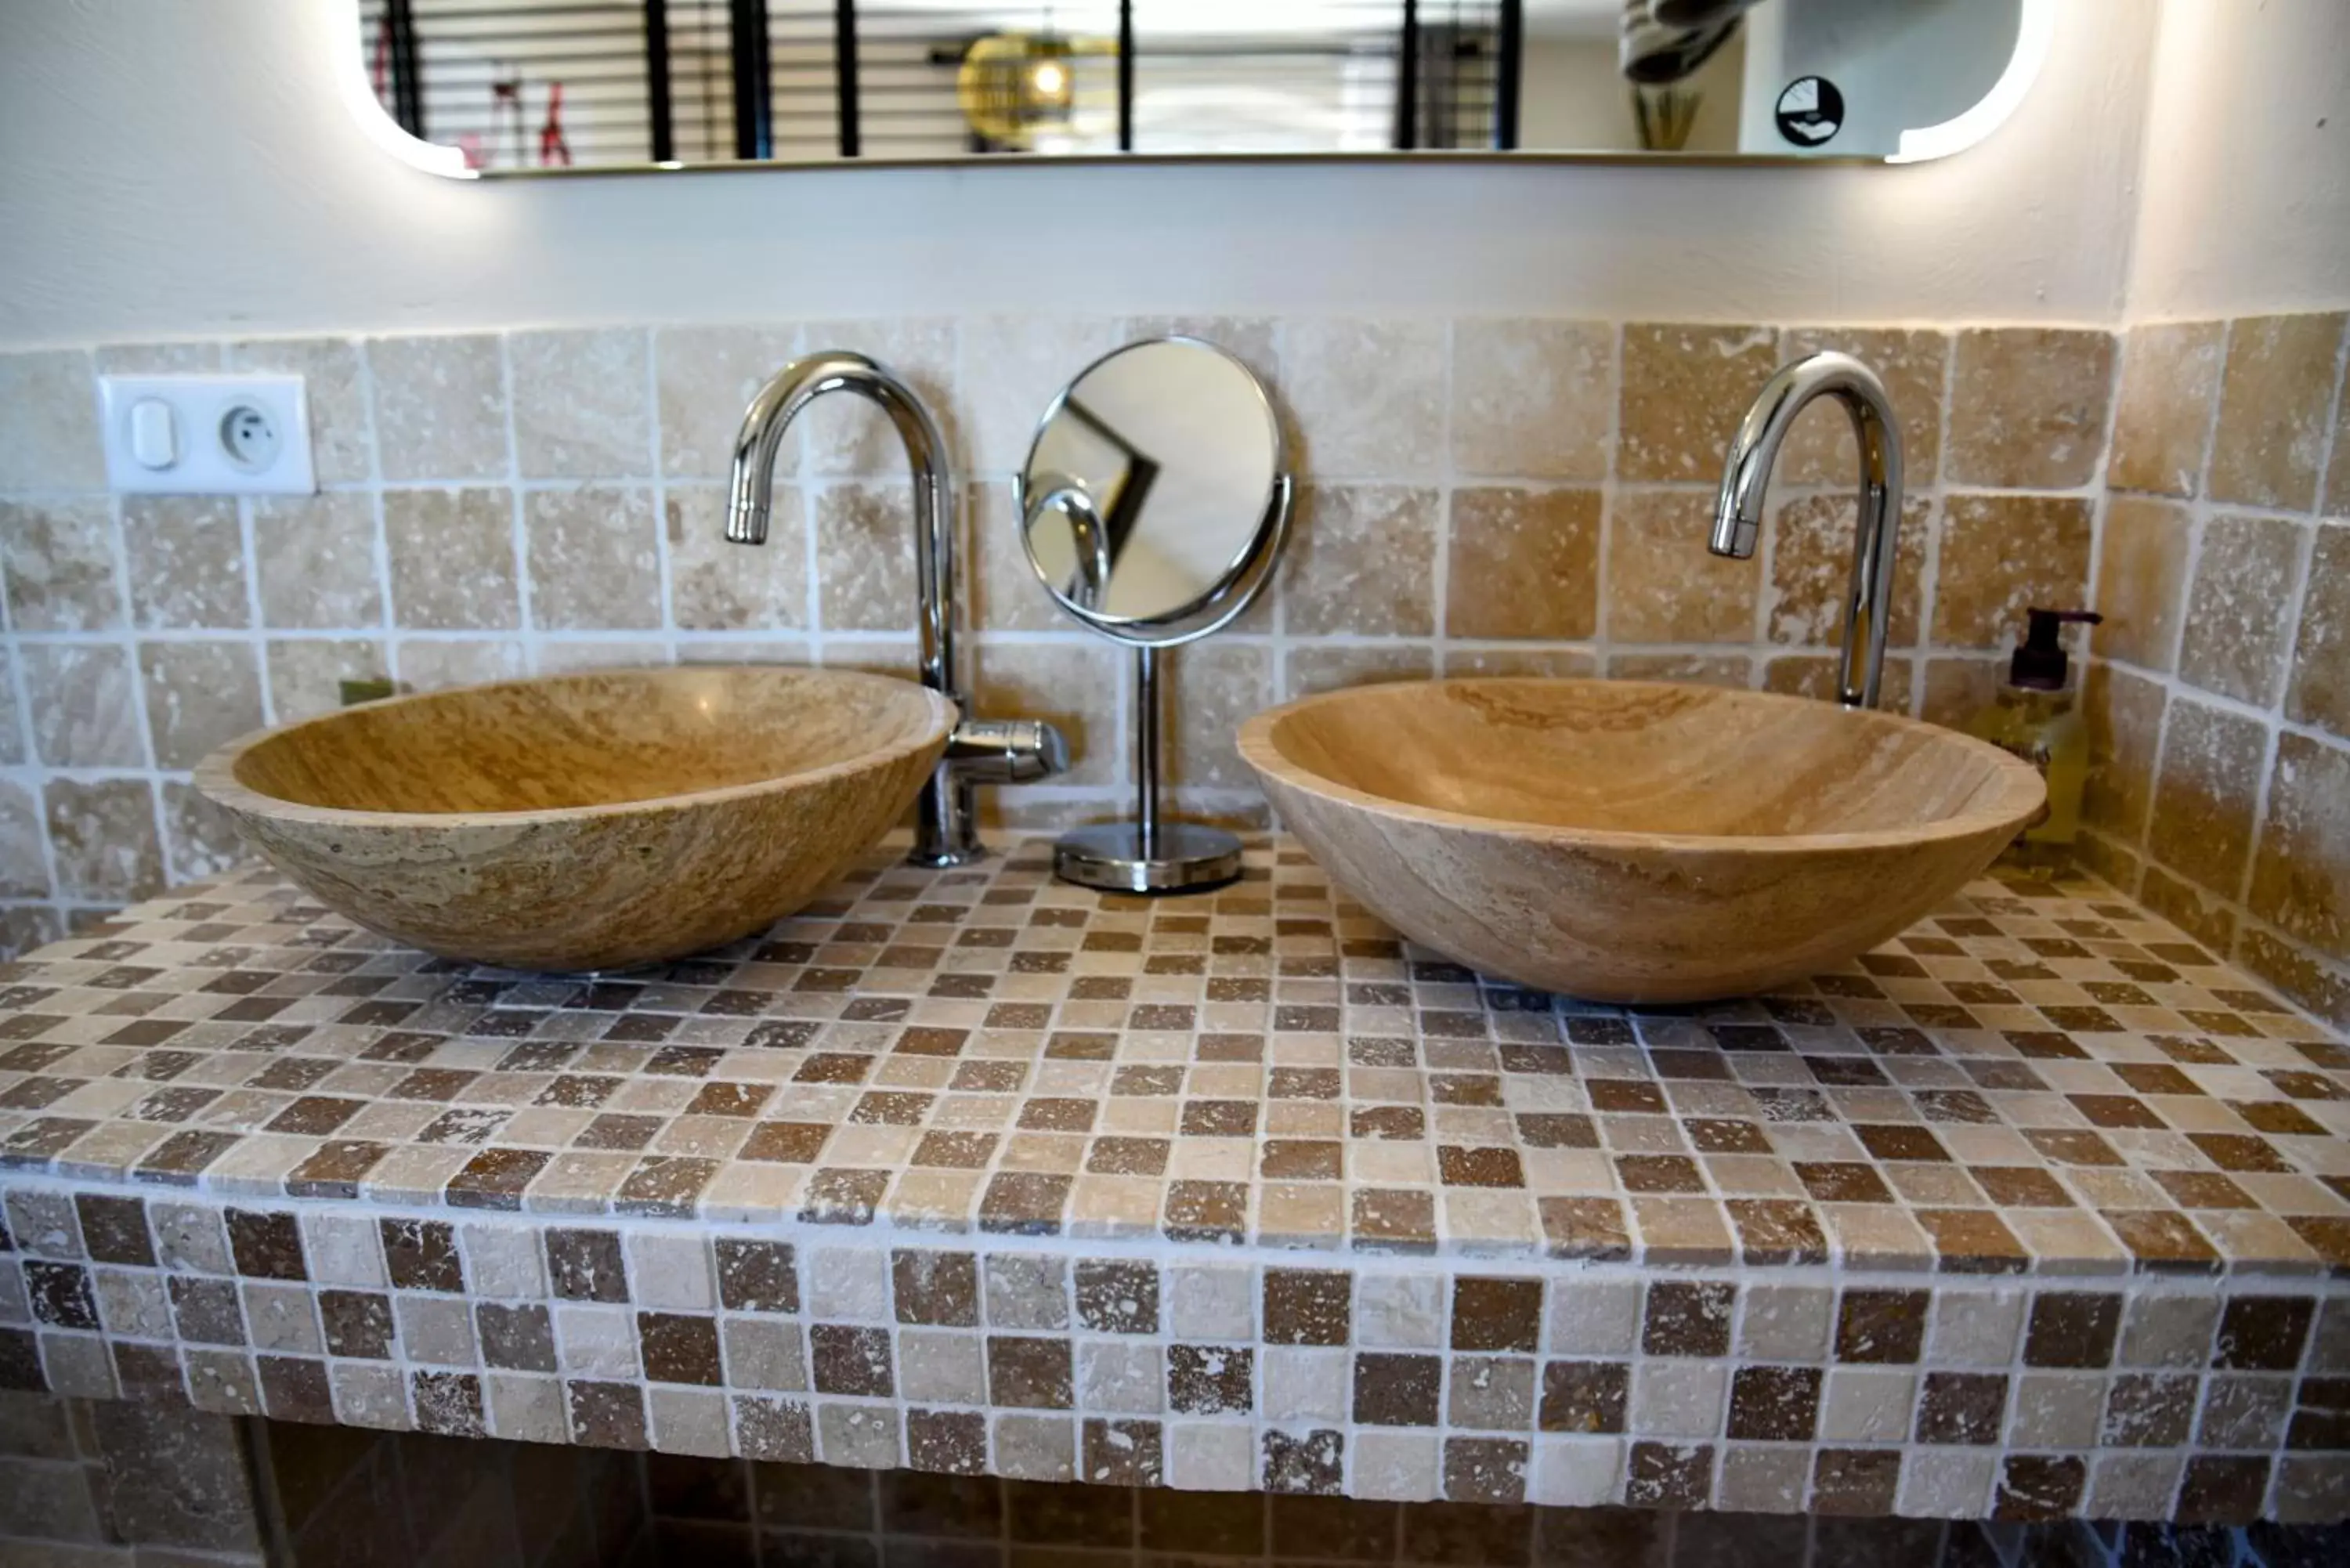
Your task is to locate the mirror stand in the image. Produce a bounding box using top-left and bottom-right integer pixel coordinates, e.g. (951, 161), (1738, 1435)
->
(1018, 335), (1291, 897)
(1054, 643), (1246, 894)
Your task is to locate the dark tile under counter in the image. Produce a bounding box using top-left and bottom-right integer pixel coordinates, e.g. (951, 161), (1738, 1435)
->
(0, 836), (2345, 1519)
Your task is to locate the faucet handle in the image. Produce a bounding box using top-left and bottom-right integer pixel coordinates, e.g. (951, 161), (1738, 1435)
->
(948, 720), (1068, 784)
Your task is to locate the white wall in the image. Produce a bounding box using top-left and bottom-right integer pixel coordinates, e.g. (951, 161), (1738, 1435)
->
(0, 0), (2157, 349)
(2126, 0), (2350, 320)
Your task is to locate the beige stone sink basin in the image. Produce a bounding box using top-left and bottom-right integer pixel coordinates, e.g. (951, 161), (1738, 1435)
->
(195, 666), (953, 972)
(1238, 678), (2045, 1004)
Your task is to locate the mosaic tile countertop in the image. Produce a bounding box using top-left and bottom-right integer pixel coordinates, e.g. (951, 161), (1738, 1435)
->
(0, 837), (2344, 1522)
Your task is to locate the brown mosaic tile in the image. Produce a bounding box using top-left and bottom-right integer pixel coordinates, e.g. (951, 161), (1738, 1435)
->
(1264, 1268), (1350, 1346)
(1169, 1342), (1253, 1415)
(894, 1250), (980, 1328)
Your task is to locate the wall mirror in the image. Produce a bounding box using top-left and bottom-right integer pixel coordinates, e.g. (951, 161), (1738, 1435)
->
(344, 0), (2050, 176)
(1017, 336), (1289, 895)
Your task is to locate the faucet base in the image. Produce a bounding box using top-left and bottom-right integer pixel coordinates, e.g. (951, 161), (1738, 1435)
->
(904, 845), (987, 870)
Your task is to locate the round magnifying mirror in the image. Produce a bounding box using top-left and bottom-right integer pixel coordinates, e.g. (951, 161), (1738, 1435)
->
(1015, 337), (1292, 894)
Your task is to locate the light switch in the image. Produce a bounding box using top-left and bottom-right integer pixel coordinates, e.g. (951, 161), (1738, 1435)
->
(128, 398), (178, 469)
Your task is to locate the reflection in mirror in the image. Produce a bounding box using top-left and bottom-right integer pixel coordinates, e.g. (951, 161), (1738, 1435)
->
(1021, 342), (1281, 631)
(346, 0), (2047, 174)
(1015, 338), (1289, 895)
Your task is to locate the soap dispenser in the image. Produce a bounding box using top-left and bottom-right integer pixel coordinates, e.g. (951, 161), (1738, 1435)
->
(1967, 607), (2102, 847)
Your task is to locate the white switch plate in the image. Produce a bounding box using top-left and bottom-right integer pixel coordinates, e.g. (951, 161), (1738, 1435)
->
(98, 374), (316, 495)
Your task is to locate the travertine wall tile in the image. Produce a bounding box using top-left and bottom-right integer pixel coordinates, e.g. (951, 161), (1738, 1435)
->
(0, 781), (48, 898)
(1617, 324), (1778, 483)
(157, 779), (247, 884)
(1607, 490), (1755, 644)
(1760, 654), (1914, 712)
(122, 496), (248, 630)
(2147, 699), (2269, 897)
(43, 778), (161, 900)
(1279, 320), (1444, 479)
(385, 487), (519, 630)
(395, 637), (527, 691)
(2178, 514), (2301, 706)
(2107, 322), (2225, 498)
(971, 481), (1062, 634)
(0, 351), (105, 490)
(2287, 522), (2350, 734)
(265, 638), (386, 723)
(2090, 497), (2190, 672)
(509, 328), (652, 479)
(2207, 313), (2347, 511)
(1608, 652), (1750, 688)
(2330, 371), (2350, 518)
(1444, 488), (1600, 641)
(0, 649), (21, 768)
(523, 486), (660, 630)
(0, 497), (121, 633)
(253, 491), (381, 630)
(368, 333), (511, 482)
(1282, 486), (1437, 638)
(812, 482), (924, 634)
(1777, 328), (1949, 488)
(1170, 642), (1273, 791)
(1450, 320), (1612, 481)
(1918, 657), (2004, 731)
(20, 643), (143, 768)
(668, 486), (806, 631)
(655, 323), (802, 479)
(800, 319), (959, 477)
(962, 316), (1124, 475)
(2082, 663), (2167, 844)
(1946, 329), (2116, 490)
(139, 641), (264, 768)
(1766, 494), (1929, 649)
(974, 642), (1121, 789)
(1284, 645), (1434, 700)
(1933, 496), (2093, 650)
(1447, 646), (1598, 679)
(2248, 733), (2350, 960)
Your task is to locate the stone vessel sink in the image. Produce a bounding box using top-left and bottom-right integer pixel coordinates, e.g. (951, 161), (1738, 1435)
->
(1238, 678), (2045, 1004)
(195, 667), (954, 972)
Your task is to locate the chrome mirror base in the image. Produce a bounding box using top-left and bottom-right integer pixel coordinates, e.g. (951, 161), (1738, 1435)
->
(1052, 822), (1244, 895)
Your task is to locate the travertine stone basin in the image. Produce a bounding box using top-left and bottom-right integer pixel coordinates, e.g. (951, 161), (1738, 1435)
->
(195, 667), (953, 971)
(1239, 678), (2046, 1003)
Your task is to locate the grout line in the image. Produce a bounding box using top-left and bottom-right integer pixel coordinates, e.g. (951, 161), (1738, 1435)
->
(645, 327), (679, 665)
(500, 334), (536, 683)
(356, 339), (397, 688)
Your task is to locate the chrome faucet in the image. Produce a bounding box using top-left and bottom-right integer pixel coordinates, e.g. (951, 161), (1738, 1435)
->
(728, 351), (1066, 866)
(1708, 351), (1906, 710)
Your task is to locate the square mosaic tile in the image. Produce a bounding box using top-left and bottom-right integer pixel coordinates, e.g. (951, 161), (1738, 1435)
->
(0, 837), (2344, 1521)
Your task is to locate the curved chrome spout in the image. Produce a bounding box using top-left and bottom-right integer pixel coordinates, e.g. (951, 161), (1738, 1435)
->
(727, 352), (1061, 866)
(1709, 351), (1905, 710)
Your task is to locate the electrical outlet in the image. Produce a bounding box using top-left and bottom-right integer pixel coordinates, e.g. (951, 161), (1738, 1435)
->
(98, 374), (316, 495)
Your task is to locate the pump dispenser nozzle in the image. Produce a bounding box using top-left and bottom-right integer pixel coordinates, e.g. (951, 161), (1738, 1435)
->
(2010, 607), (2102, 691)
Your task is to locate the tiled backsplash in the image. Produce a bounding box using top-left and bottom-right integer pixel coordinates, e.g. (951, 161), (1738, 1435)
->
(2077, 313), (2350, 1031)
(0, 313), (2340, 1025)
